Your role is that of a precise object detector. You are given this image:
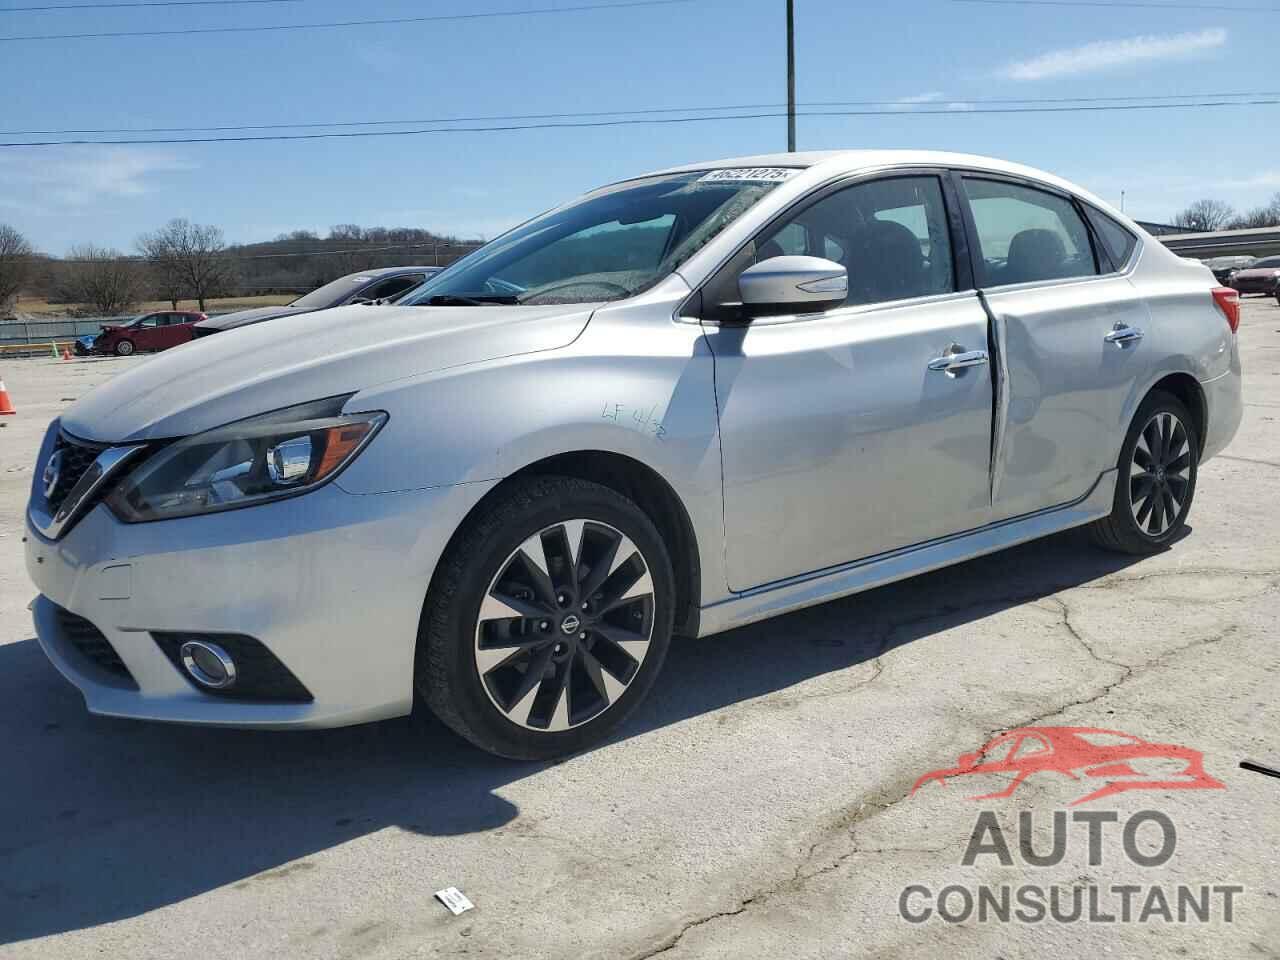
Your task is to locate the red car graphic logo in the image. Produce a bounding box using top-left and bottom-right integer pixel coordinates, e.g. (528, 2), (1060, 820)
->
(912, 726), (1225, 806)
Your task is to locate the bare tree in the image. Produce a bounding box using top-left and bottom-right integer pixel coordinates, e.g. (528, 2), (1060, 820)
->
(1227, 192), (1280, 230)
(0, 223), (34, 315)
(59, 246), (145, 316)
(1173, 199), (1236, 233)
(140, 219), (236, 311)
(136, 227), (186, 308)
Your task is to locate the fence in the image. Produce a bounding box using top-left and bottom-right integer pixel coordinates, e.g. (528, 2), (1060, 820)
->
(0, 317), (135, 355)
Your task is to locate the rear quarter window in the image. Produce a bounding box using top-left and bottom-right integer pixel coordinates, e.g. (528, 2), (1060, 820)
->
(1083, 205), (1138, 270)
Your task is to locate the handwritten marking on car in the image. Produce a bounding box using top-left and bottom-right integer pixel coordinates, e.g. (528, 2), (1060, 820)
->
(601, 401), (666, 440)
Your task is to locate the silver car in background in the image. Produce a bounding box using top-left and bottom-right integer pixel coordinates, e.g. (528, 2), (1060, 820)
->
(25, 151), (1243, 758)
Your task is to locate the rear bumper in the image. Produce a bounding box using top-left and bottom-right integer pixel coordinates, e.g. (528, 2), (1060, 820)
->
(1200, 358), (1243, 462)
(25, 479), (494, 728)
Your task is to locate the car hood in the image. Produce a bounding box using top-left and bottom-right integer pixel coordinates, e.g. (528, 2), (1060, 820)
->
(61, 303), (593, 442)
(1234, 267), (1280, 279)
(194, 304), (310, 331)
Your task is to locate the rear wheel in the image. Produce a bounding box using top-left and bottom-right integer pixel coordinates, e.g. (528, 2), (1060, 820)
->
(416, 476), (675, 759)
(114, 339), (135, 356)
(1089, 391), (1198, 554)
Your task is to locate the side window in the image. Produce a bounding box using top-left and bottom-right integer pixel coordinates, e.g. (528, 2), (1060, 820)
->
(1083, 205), (1138, 270)
(753, 175), (955, 308)
(962, 177), (1098, 287)
(758, 222), (808, 259)
(364, 276), (421, 301)
(138, 314), (160, 328)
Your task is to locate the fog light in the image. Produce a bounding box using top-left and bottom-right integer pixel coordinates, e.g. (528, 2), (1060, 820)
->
(180, 640), (237, 689)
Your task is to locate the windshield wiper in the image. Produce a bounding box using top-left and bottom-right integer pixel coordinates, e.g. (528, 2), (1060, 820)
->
(423, 294), (520, 306)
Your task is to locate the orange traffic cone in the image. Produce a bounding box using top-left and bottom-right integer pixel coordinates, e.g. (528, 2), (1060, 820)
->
(61, 345), (72, 361)
(0, 378), (15, 416)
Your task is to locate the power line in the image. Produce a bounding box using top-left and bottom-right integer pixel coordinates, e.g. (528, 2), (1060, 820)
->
(55, 241), (486, 264)
(3, 0), (304, 11)
(2, 91), (1276, 135)
(3, 98), (1278, 147)
(954, 0), (1279, 10)
(0, 0), (692, 41)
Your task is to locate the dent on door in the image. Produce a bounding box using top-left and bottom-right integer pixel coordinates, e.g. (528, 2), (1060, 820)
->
(986, 276), (1150, 522)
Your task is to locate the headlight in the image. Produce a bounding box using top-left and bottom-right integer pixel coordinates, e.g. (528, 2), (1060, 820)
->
(105, 396), (386, 522)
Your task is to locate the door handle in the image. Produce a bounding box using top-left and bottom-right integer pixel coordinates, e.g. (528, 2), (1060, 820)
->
(1104, 324), (1144, 346)
(928, 347), (989, 375)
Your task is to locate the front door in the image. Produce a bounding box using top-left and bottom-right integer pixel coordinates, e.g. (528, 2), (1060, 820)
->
(707, 174), (995, 592)
(958, 175), (1150, 521)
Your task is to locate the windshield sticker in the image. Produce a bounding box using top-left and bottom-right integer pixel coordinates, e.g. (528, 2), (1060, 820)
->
(698, 167), (796, 184)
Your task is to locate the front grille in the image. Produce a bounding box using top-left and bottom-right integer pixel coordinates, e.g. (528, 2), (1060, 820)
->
(45, 432), (108, 515)
(53, 605), (137, 688)
(152, 632), (314, 703)
(1233, 276), (1278, 293)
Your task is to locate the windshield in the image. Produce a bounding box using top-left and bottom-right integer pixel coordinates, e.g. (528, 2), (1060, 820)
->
(1253, 256), (1280, 268)
(401, 169), (795, 307)
(289, 273), (376, 310)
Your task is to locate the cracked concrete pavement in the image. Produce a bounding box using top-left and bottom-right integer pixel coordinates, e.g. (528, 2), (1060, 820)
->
(1, 301), (1277, 959)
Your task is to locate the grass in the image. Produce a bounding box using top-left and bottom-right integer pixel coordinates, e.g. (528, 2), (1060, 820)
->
(14, 294), (295, 317)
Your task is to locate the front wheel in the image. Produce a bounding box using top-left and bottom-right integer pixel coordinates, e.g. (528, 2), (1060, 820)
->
(1089, 391), (1199, 554)
(416, 476), (675, 759)
(114, 339), (135, 356)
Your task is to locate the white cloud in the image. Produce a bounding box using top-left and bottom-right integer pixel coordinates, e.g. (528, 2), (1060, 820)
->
(0, 146), (194, 212)
(1210, 170), (1280, 191)
(895, 92), (944, 104)
(1001, 28), (1227, 81)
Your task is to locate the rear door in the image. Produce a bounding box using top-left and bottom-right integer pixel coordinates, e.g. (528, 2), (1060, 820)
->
(164, 312), (198, 347)
(956, 174), (1150, 521)
(706, 172), (995, 591)
(131, 314), (163, 350)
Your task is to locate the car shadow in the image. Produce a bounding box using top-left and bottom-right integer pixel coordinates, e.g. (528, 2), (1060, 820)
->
(0, 525), (1157, 943)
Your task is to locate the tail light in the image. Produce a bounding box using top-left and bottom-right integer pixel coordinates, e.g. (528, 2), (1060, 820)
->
(1212, 287), (1240, 334)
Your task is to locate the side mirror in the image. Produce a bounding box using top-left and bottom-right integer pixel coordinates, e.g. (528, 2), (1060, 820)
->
(737, 256), (848, 317)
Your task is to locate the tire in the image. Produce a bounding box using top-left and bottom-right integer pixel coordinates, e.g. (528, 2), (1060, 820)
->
(1089, 391), (1199, 555)
(416, 475), (675, 759)
(114, 339), (135, 356)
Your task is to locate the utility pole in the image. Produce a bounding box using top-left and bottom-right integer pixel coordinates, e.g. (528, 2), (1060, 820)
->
(786, 0), (796, 152)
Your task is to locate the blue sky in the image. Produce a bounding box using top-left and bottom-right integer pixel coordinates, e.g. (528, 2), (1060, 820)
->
(2, 0), (1276, 255)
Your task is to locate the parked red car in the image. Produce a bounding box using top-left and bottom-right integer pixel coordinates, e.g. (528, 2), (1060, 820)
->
(92, 310), (206, 356)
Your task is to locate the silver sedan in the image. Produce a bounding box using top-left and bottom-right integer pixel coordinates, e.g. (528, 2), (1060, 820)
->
(25, 150), (1243, 758)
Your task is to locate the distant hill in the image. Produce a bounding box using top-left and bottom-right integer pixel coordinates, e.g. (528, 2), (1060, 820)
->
(226, 228), (484, 296)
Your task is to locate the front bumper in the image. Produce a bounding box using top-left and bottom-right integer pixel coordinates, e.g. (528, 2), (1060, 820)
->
(1229, 278), (1280, 295)
(26, 479), (494, 728)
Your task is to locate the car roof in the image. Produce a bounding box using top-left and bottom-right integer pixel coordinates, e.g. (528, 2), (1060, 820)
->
(636, 150), (1120, 217)
(342, 265), (440, 280)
